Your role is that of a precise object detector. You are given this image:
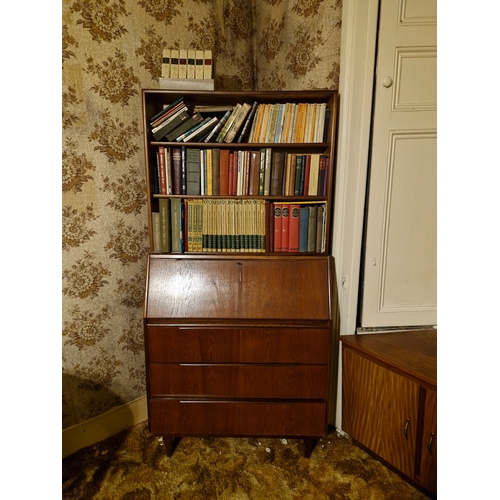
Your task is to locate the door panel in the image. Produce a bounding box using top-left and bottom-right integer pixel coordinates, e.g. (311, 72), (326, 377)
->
(361, 0), (437, 327)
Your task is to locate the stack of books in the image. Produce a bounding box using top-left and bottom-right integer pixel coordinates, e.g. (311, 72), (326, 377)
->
(150, 98), (226, 146)
(160, 49), (214, 90)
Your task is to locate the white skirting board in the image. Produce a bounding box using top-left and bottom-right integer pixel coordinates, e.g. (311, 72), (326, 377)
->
(62, 396), (148, 458)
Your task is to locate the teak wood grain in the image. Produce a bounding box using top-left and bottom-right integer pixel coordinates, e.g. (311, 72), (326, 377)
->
(145, 255), (332, 321)
(340, 330), (437, 497)
(146, 326), (330, 364)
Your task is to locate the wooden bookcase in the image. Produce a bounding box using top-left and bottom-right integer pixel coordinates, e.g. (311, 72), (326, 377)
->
(141, 90), (338, 457)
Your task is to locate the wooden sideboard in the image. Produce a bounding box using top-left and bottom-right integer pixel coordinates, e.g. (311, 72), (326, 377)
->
(340, 329), (437, 497)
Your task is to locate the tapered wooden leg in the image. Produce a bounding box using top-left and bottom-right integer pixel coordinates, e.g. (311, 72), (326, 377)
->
(163, 437), (181, 457)
(303, 439), (316, 458)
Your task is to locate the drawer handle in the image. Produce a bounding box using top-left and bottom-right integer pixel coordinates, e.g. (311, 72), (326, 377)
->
(403, 418), (409, 440)
(427, 432), (434, 455)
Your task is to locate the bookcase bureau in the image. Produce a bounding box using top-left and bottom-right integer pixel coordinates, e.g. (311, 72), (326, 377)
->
(141, 90), (338, 457)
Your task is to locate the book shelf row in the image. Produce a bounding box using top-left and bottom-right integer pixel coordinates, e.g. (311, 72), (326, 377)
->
(152, 199), (328, 254)
(149, 96), (330, 144)
(154, 146), (330, 197)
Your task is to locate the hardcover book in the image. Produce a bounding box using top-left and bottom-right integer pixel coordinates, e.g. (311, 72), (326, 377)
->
(161, 49), (171, 78)
(166, 112), (204, 142)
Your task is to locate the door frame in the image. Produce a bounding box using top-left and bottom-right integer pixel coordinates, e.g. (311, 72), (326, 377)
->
(332, 0), (379, 337)
(332, 0), (379, 429)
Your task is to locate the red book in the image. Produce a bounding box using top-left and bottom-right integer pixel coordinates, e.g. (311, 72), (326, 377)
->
(280, 204), (290, 252)
(171, 147), (182, 195)
(158, 146), (167, 195)
(219, 149), (230, 195)
(273, 203), (282, 252)
(288, 204), (300, 252)
(231, 152), (238, 196)
(228, 152), (234, 196)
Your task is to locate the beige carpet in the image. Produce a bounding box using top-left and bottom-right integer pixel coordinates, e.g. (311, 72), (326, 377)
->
(62, 421), (431, 499)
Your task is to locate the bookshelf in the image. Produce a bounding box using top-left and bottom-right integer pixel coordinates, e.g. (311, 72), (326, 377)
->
(141, 90), (338, 255)
(141, 90), (338, 457)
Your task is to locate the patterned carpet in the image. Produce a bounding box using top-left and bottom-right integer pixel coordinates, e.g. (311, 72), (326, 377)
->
(62, 421), (431, 499)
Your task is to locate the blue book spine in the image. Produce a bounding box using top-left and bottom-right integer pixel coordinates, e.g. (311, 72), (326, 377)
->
(299, 206), (309, 252)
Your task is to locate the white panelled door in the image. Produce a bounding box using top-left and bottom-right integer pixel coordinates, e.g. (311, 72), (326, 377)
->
(360, 0), (437, 328)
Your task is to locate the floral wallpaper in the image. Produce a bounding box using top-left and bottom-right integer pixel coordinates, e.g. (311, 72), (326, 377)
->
(62, 0), (342, 429)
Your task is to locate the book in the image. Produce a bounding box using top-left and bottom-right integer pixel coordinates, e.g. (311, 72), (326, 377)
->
(200, 148), (206, 194)
(178, 49), (187, 78)
(294, 155), (304, 196)
(219, 149), (230, 195)
(258, 104), (271, 143)
(152, 211), (161, 252)
(186, 147), (201, 195)
(248, 150), (261, 196)
(158, 198), (171, 253)
(263, 147), (272, 196)
(150, 97), (185, 127)
(237, 101), (258, 143)
(151, 103), (187, 132)
(181, 146), (187, 194)
(280, 204), (290, 252)
(298, 206), (309, 252)
(165, 112), (204, 141)
(203, 110), (231, 143)
(288, 204), (300, 252)
(284, 153), (295, 196)
(171, 147), (182, 195)
(183, 116), (219, 142)
(254, 148), (264, 196)
(307, 205), (318, 252)
(317, 155), (327, 196)
(216, 103), (241, 142)
(316, 204), (325, 253)
(273, 203), (282, 252)
(152, 109), (190, 140)
(206, 148), (213, 195)
(195, 50), (204, 79)
(153, 151), (160, 194)
(322, 107), (330, 142)
(250, 104), (265, 143)
(270, 150), (285, 196)
(187, 49), (196, 79)
(161, 49), (171, 78)
(308, 154), (320, 195)
(224, 102), (252, 143)
(212, 149), (220, 195)
(158, 146), (167, 194)
(203, 50), (213, 79)
(165, 147), (172, 194)
(228, 152), (235, 196)
(170, 49), (179, 78)
(303, 154), (311, 195)
(171, 198), (182, 252)
(174, 117), (209, 142)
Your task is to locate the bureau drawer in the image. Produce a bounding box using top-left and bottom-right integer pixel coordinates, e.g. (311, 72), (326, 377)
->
(148, 363), (328, 399)
(146, 326), (330, 364)
(148, 399), (327, 437)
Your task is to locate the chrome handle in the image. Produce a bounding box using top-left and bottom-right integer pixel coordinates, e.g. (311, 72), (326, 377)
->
(427, 432), (434, 455)
(404, 418), (409, 440)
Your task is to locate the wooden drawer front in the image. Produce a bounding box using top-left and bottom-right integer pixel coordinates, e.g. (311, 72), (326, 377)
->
(149, 399), (327, 437)
(148, 363), (328, 399)
(147, 326), (330, 364)
(146, 257), (331, 320)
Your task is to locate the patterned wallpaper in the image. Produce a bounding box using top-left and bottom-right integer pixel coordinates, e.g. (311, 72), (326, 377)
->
(62, 0), (342, 429)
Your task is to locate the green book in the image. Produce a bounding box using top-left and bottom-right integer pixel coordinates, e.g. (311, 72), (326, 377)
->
(158, 199), (171, 253)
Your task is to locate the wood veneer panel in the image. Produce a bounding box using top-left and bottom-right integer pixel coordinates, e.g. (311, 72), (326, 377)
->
(340, 330), (436, 387)
(146, 256), (331, 320)
(148, 399), (327, 437)
(342, 348), (419, 478)
(147, 326), (330, 364)
(418, 389), (437, 492)
(148, 364), (328, 399)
